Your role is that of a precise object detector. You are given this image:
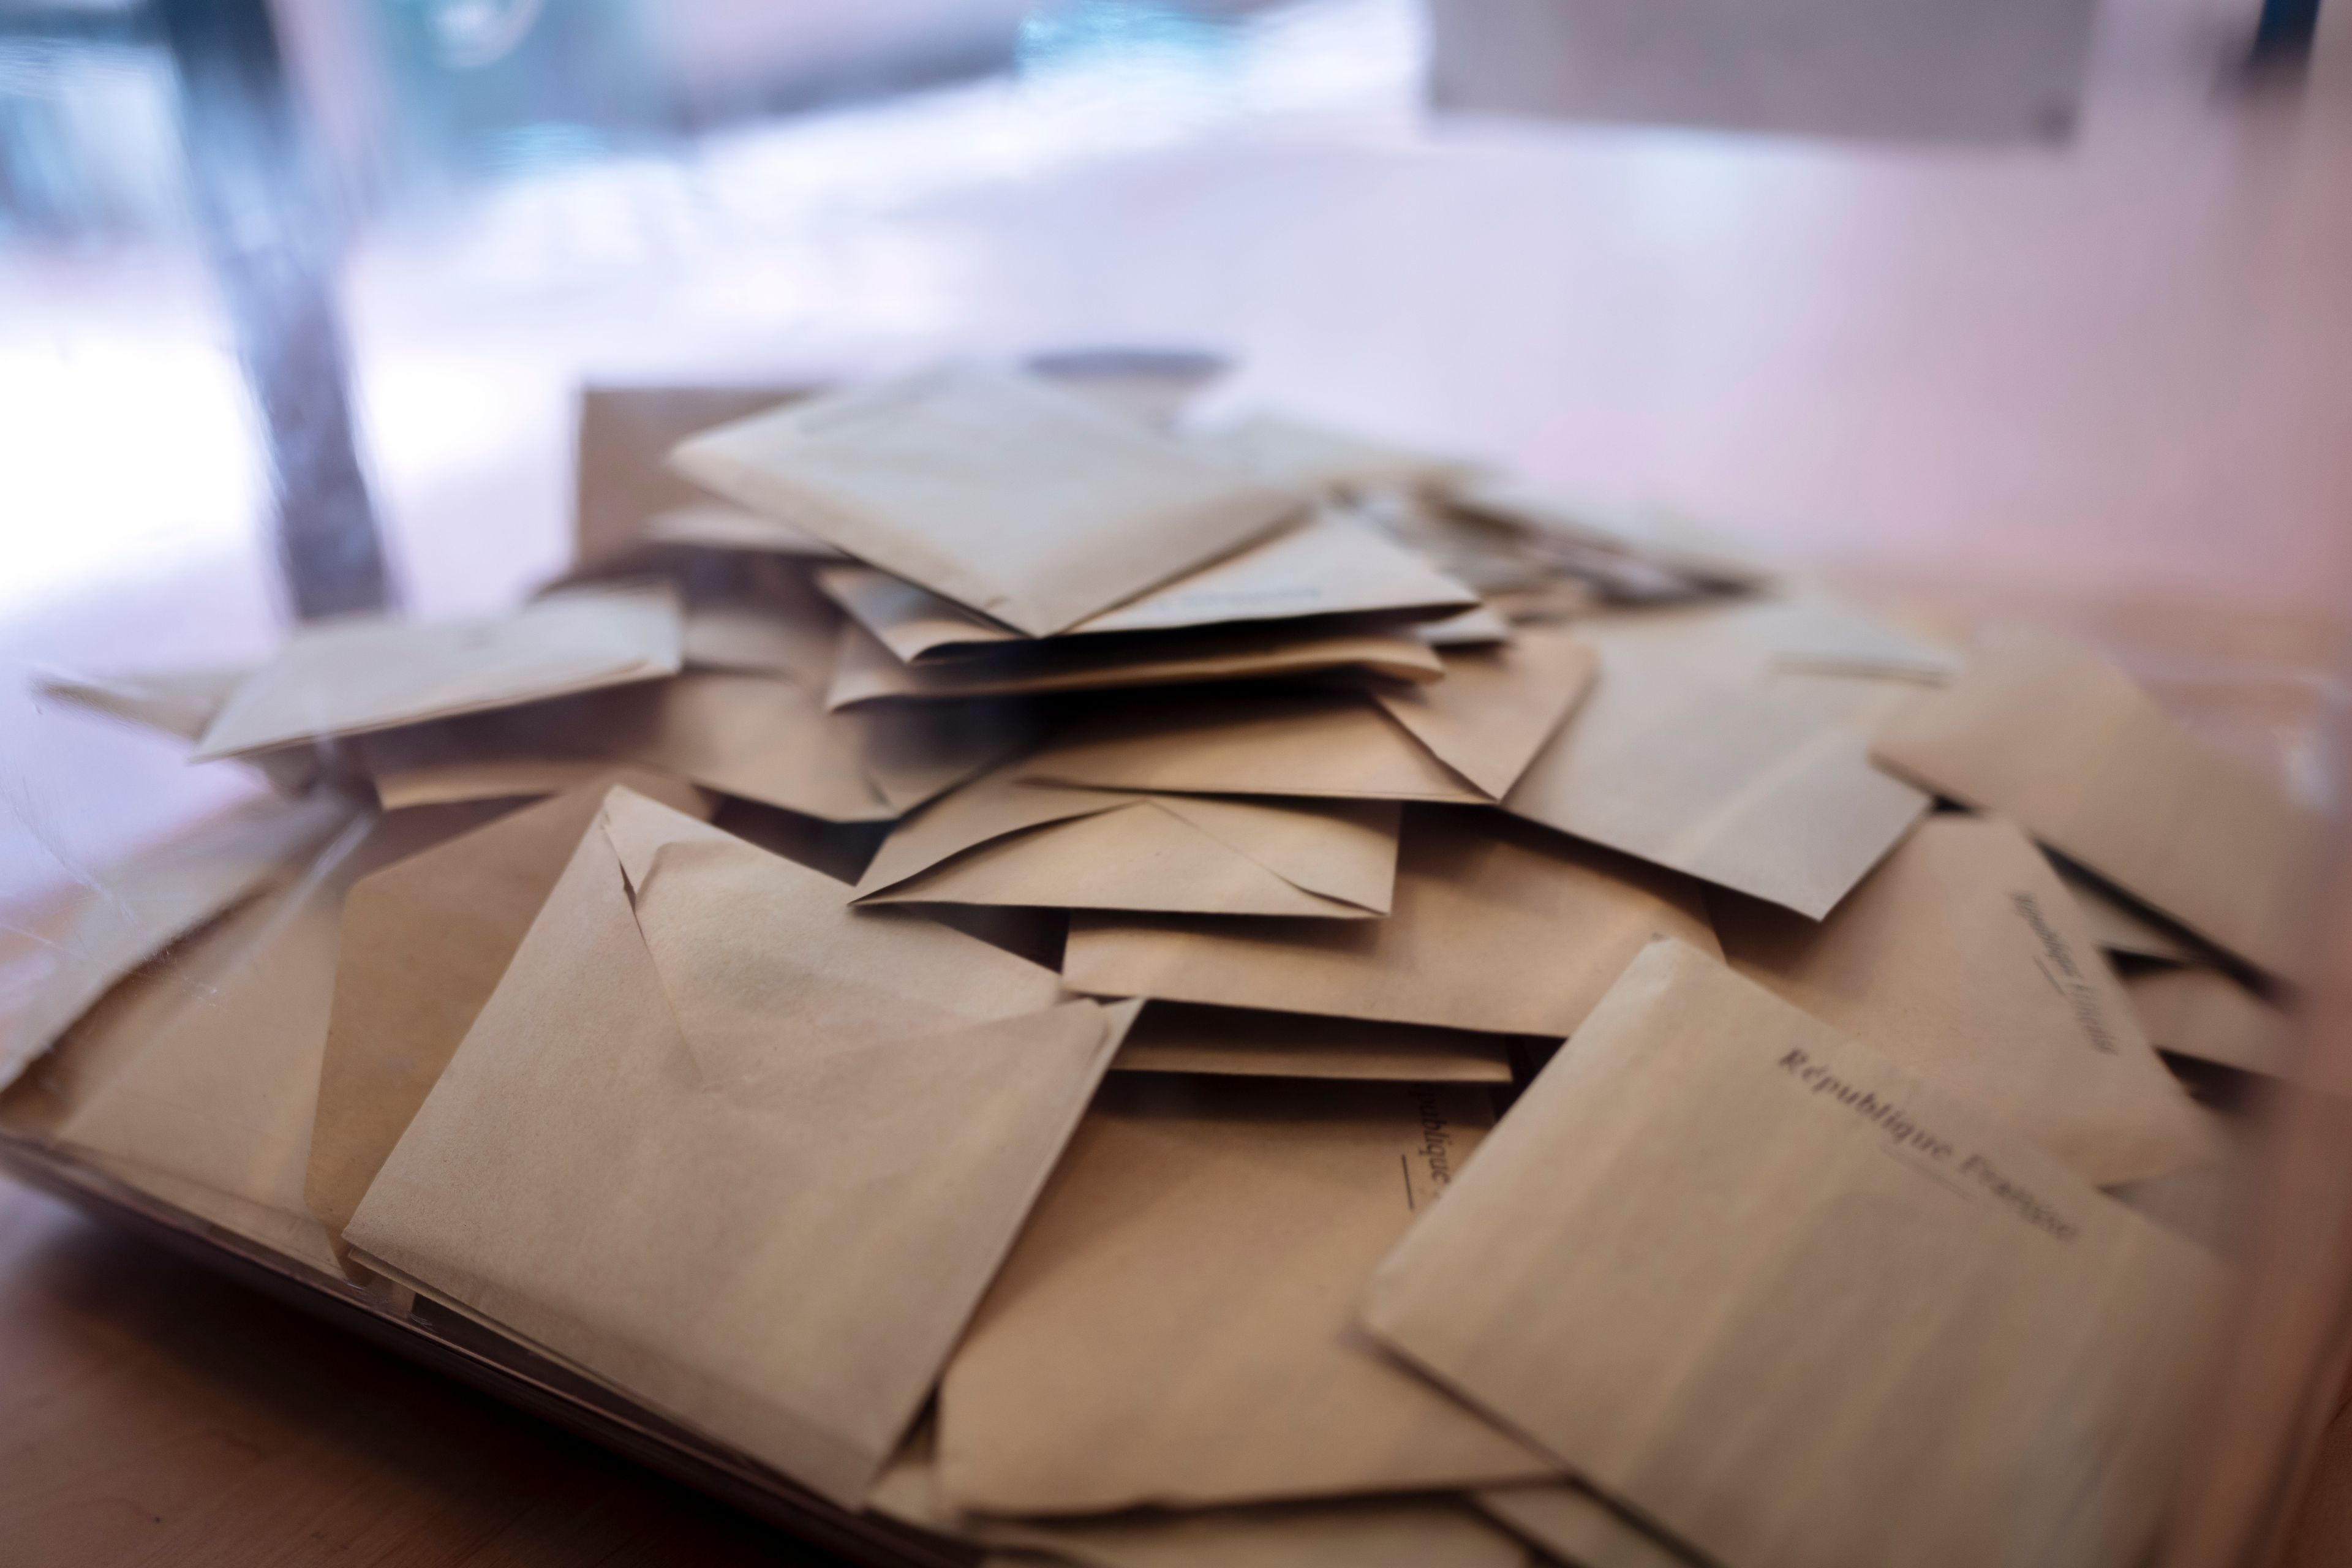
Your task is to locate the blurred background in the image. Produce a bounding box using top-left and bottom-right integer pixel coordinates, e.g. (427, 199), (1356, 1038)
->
(2, 0), (2347, 916)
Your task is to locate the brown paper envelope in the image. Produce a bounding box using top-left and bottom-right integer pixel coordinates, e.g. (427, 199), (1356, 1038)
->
(670, 363), (1304, 638)
(1570, 592), (1956, 685)
(1444, 479), (1776, 589)
(680, 595), (840, 682)
(1871, 625), (2324, 979)
(875, 1431), (1532, 1568)
(194, 586), (684, 760)
(305, 770), (712, 1265)
(1713, 813), (2222, 1186)
(344, 790), (1125, 1505)
(370, 757), (627, 810)
(1110, 1002), (1517, 1083)
(1193, 413), (1484, 496)
(938, 1074), (1555, 1513)
(844, 698), (1046, 815)
(2056, 863), (2198, 964)
(816, 509), (1477, 663)
(1024, 689), (1489, 804)
(1065, 807), (1718, 1037)
(1504, 637), (1930, 919)
(47, 805), (497, 1278)
(37, 665), (250, 743)
(0, 791), (356, 1091)
(1418, 605), (1513, 647)
(1366, 630), (1597, 797)
(641, 501), (848, 560)
(1474, 1483), (1702, 1568)
(574, 383), (812, 568)
(856, 769), (1398, 918)
(1360, 939), (2226, 1568)
(824, 618), (1443, 707)
(2126, 967), (2294, 1080)
(611, 672), (897, 823)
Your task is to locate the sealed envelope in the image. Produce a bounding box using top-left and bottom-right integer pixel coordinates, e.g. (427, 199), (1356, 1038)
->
(671, 364), (1305, 638)
(194, 586), (684, 761)
(1065, 807), (1716, 1038)
(855, 767), (1399, 918)
(1872, 625), (2324, 979)
(1360, 940), (2226, 1568)
(1714, 813), (2220, 1185)
(1110, 1001), (1518, 1083)
(344, 790), (1131, 1506)
(937, 1073), (1554, 1513)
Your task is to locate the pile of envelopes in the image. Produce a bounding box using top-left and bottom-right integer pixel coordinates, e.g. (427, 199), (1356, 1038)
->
(7, 361), (2331, 1568)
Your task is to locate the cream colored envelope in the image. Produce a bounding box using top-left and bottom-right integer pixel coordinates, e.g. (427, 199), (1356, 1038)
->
(1504, 627), (1930, 919)
(816, 509), (1478, 663)
(824, 619), (1443, 707)
(41, 804), (496, 1279)
(194, 586), (684, 761)
(573, 383), (812, 568)
(875, 1429), (1533, 1568)
(1191, 413), (1484, 496)
(343, 790), (1133, 1507)
(640, 502), (846, 559)
(37, 665), (250, 743)
(305, 770), (711, 1269)
(2127, 967), (2295, 1080)
(1872, 625), (2325, 979)
(855, 768), (1398, 918)
(938, 1074), (1555, 1514)
(0, 791), (356, 1091)
(1022, 629), (1596, 805)
(670, 363), (1304, 638)
(1360, 939), (2226, 1568)
(1474, 1483), (1700, 1568)
(1065, 807), (1717, 1038)
(1443, 479), (1776, 590)
(679, 570), (843, 682)
(2057, 864), (2198, 964)
(1110, 1002), (1516, 1083)
(1572, 590), (1958, 684)
(1714, 813), (2220, 1186)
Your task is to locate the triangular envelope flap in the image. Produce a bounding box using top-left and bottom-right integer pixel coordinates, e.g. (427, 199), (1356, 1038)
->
(1370, 628), (1597, 797)
(1145, 793), (1399, 912)
(616, 671), (897, 823)
(856, 771), (1131, 897)
(601, 790), (1066, 1079)
(671, 364), (1303, 638)
(847, 697), (1047, 815)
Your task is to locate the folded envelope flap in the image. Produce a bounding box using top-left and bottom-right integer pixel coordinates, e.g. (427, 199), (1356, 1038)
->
(1370, 629), (1597, 797)
(1, 790), (360, 1091)
(1144, 793), (1400, 913)
(615, 671), (897, 824)
(671, 363), (1304, 638)
(602, 788), (1066, 1082)
(856, 771), (1137, 897)
(194, 586), (686, 760)
(843, 697), (1047, 815)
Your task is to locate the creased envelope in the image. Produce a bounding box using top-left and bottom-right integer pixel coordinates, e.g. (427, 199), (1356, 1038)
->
(1022, 628), (1596, 805)
(40, 804), (497, 1278)
(1065, 807), (1717, 1038)
(1474, 1483), (1701, 1568)
(343, 790), (1133, 1507)
(2056, 862), (2198, 965)
(939, 1073), (1555, 1513)
(1360, 939), (2225, 1568)
(671, 363), (1305, 638)
(1504, 625), (1930, 919)
(1714, 813), (2220, 1186)
(1872, 625), (2324, 979)
(574, 383), (813, 568)
(0, 791), (356, 1091)
(305, 769), (712, 1268)
(816, 509), (1477, 663)
(875, 1428), (1533, 1568)
(194, 586), (684, 761)
(824, 618), (1442, 707)
(609, 673), (896, 823)
(2127, 967), (2294, 1080)
(855, 767), (1398, 918)
(1110, 1002), (1517, 1083)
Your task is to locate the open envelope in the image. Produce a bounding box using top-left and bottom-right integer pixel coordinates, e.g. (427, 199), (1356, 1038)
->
(1021, 629), (1597, 805)
(1713, 813), (2222, 1186)
(669, 363), (1305, 638)
(824, 618), (1444, 707)
(854, 767), (1400, 918)
(573, 382), (816, 568)
(1502, 618), (1931, 919)
(342, 790), (1137, 1507)
(1872, 625), (2325, 979)
(1065, 807), (1717, 1038)
(937, 1073), (1555, 1513)
(194, 586), (684, 761)
(1360, 939), (2226, 1568)
(305, 770), (712, 1269)
(816, 508), (1478, 664)
(1110, 1002), (1518, 1083)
